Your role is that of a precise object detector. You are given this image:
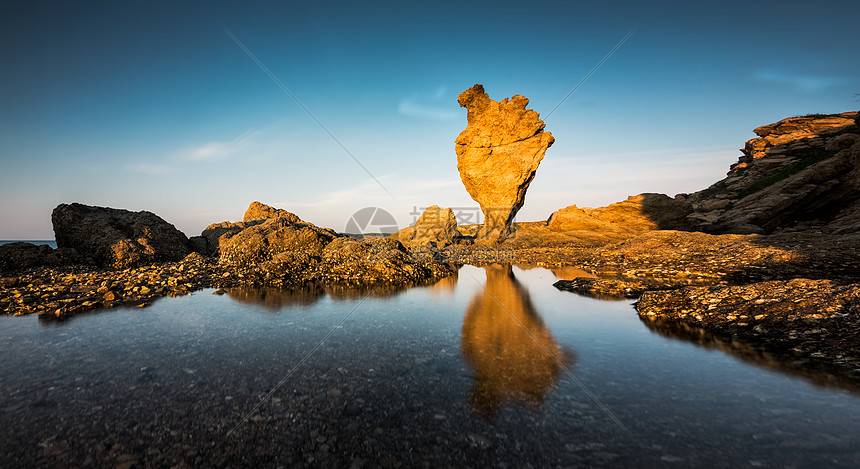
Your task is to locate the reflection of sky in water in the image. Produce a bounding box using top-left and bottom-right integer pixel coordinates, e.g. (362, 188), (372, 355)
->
(1, 265), (859, 467)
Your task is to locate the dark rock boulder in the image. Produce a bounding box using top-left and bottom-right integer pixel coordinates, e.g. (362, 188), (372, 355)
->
(0, 242), (82, 273)
(52, 203), (190, 268)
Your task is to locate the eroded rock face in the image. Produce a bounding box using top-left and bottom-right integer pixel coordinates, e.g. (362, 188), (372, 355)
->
(547, 193), (692, 234)
(684, 111), (860, 234)
(205, 202), (455, 286)
(455, 84), (554, 244)
(52, 203), (190, 268)
(243, 201), (302, 223)
(390, 205), (458, 248)
(733, 112), (857, 170)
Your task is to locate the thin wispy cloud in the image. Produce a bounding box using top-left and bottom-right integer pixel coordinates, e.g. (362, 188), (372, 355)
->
(752, 68), (850, 92)
(397, 86), (459, 121)
(181, 129), (260, 162)
(397, 100), (460, 121)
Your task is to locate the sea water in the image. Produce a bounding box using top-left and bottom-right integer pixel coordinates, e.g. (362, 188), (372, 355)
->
(0, 265), (858, 467)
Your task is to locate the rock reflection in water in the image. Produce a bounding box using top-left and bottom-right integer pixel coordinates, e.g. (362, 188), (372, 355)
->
(641, 316), (860, 395)
(227, 285), (324, 311)
(461, 264), (574, 415)
(226, 280), (425, 311)
(549, 265), (597, 280)
(427, 270), (458, 295)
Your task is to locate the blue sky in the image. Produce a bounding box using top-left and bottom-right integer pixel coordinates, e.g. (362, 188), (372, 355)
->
(1, 0), (858, 239)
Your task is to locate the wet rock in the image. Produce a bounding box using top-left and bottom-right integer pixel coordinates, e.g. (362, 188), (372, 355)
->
(636, 279), (860, 370)
(455, 84), (554, 244)
(52, 203), (190, 268)
(390, 205), (458, 248)
(0, 277), (19, 288)
(553, 277), (656, 300)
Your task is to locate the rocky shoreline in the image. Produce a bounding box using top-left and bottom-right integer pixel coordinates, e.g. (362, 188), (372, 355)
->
(3, 219), (860, 375)
(0, 251), (454, 320)
(3, 109), (860, 385)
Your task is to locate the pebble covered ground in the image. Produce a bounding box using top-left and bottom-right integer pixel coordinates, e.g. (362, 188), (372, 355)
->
(0, 252), (450, 319)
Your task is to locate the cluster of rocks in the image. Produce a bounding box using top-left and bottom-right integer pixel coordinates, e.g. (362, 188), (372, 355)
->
(199, 203), (454, 287)
(1, 201), (456, 318)
(553, 277), (654, 300)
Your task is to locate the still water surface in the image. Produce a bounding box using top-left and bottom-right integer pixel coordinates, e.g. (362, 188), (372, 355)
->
(1, 265), (858, 467)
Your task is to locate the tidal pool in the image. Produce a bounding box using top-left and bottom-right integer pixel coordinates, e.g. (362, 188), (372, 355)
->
(1, 265), (858, 467)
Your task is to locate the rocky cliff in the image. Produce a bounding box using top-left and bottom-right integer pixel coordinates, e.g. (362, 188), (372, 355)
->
(684, 111), (860, 234)
(544, 111), (860, 239)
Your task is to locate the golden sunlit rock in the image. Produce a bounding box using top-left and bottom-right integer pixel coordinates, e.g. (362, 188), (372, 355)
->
(455, 84), (554, 244)
(461, 264), (574, 415)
